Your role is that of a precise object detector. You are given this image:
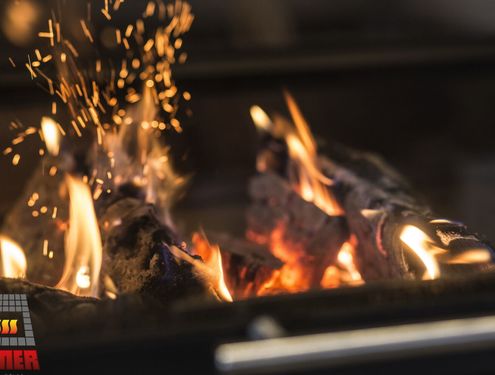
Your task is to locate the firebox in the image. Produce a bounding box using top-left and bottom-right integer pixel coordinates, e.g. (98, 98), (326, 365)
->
(1, 0), (495, 374)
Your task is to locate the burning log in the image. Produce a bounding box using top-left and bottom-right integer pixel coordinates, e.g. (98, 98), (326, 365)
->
(246, 172), (348, 291)
(1, 166), (222, 302)
(319, 146), (495, 280)
(250, 93), (495, 285)
(98, 185), (216, 301)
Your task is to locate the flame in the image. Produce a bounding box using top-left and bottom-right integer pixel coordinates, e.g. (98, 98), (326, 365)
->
(251, 95), (355, 296)
(104, 86), (185, 224)
(41, 117), (60, 156)
(250, 97), (341, 217)
(56, 175), (102, 297)
(399, 225), (441, 280)
(448, 249), (492, 264)
(336, 240), (363, 283)
(250, 106), (272, 132)
(320, 238), (363, 288)
(190, 233), (233, 302)
(284, 93), (342, 216)
(255, 226), (312, 296)
(0, 236), (27, 278)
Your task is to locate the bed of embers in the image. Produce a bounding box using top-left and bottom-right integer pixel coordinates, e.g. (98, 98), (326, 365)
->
(0, 1), (494, 374)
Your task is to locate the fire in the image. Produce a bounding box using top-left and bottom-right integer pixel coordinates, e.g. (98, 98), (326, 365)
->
(56, 175), (102, 297)
(0, 237), (27, 279)
(250, 95), (360, 295)
(283, 91), (342, 216)
(191, 233), (233, 302)
(255, 226), (312, 296)
(336, 239), (363, 283)
(250, 106), (272, 132)
(321, 238), (363, 288)
(399, 225), (441, 280)
(40, 117), (60, 156)
(250, 98), (342, 216)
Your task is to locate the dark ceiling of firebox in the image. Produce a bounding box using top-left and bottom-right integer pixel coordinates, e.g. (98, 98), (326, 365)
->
(0, 0), (494, 242)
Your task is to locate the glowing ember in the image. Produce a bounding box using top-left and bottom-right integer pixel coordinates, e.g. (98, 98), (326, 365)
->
(0, 236), (27, 278)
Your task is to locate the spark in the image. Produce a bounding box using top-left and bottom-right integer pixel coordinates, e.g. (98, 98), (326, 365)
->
(12, 154), (20, 166)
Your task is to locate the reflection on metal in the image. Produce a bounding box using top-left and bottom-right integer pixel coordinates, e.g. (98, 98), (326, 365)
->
(216, 315), (495, 374)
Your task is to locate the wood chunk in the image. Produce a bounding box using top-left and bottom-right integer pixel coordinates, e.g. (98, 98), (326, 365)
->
(247, 172), (349, 288)
(98, 188), (216, 301)
(319, 145), (495, 280)
(2, 169), (219, 302)
(255, 126), (494, 282)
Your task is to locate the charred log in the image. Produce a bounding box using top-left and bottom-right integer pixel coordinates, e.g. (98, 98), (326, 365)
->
(98, 186), (215, 301)
(246, 172), (349, 288)
(320, 145), (495, 280)
(1, 167), (218, 302)
(254, 112), (494, 282)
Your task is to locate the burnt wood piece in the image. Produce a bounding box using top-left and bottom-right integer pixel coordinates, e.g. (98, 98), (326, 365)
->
(2, 165), (218, 301)
(0, 278), (98, 338)
(319, 145), (495, 280)
(96, 185), (218, 302)
(255, 124), (494, 281)
(246, 172), (349, 288)
(203, 231), (283, 298)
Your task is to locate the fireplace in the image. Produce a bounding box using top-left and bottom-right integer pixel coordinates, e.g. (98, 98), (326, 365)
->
(1, 0), (495, 374)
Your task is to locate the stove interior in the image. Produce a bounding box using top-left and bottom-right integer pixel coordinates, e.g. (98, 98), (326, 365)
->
(0, 1), (495, 374)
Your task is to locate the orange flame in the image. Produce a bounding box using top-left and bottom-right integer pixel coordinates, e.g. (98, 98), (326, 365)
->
(105, 85), (185, 225)
(251, 95), (357, 296)
(0, 236), (27, 278)
(255, 226), (312, 296)
(56, 175), (102, 297)
(189, 232), (233, 302)
(284, 92), (343, 216)
(323, 238), (364, 287)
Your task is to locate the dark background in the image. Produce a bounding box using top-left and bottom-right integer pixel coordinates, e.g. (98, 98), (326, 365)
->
(1, 0), (495, 241)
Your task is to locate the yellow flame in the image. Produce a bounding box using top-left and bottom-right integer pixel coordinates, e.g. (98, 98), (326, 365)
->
(284, 92), (342, 215)
(399, 225), (441, 280)
(56, 175), (102, 297)
(337, 241), (363, 283)
(448, 249), (492, 264)
(0, 236), (27, 278)
(190, 233), (233, 302)
(250, 106), (272, 132)
(105, 86), (185, 222)
(250, 94), (342, 216)
(41, 116), (60, 156)
(75, 266), (91, 289)
(207, 245), (233, 302)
